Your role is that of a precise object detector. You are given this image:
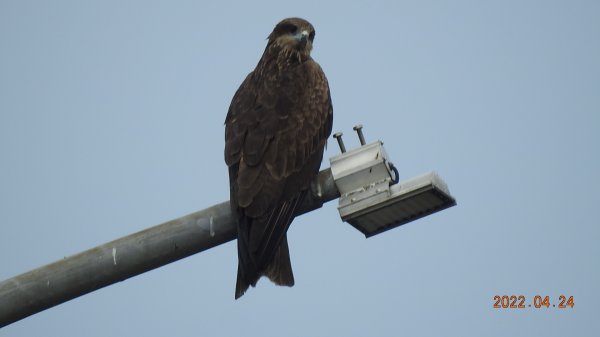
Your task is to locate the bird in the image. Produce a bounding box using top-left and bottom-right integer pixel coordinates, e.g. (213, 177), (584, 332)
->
(224, 17), (333, 299)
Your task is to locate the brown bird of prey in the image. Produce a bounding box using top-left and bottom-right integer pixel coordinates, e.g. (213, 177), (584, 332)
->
(224, 17), (333, 299)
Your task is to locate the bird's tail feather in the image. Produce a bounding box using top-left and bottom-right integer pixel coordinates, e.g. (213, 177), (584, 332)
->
(235, 235), (294, 299)
(235, 192), (305, 299)
(264, 235), (295, 286)
(235, 263), (251, 299)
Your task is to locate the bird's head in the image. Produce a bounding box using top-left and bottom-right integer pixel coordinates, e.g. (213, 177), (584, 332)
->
(267, 18), (316, 63)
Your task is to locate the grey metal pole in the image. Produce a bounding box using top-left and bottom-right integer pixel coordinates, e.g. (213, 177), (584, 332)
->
(0, 169), (339, 328)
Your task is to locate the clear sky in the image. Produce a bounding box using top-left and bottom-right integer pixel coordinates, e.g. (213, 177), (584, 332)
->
(1, 1), (598, 336)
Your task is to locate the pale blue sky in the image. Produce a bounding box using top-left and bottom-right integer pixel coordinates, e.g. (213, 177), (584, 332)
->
(1, 1), (599, 336)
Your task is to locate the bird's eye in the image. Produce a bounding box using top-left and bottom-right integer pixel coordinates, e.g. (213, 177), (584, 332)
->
(288, 25), (298, 34)
(309, 31), (315, 41)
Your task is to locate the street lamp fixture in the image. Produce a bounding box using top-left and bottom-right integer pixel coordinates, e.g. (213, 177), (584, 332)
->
(329, 126), (456, 237)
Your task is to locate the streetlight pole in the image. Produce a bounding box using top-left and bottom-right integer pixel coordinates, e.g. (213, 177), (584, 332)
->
(0, 170), (339, 328)
(0, 126), (457, 328)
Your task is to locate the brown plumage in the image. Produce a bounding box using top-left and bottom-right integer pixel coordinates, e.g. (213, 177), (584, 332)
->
(224, 18), (333, 299)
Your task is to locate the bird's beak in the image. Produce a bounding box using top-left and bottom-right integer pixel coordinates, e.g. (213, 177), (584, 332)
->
(295, 30), (309, 47)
